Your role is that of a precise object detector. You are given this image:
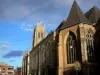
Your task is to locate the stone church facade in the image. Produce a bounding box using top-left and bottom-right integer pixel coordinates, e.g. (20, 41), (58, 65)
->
(29, 0), (100, 75)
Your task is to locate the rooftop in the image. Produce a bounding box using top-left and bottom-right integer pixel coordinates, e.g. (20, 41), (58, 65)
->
(85, 6), (100, 23)
(0, 62), (8, 66)
(56, 0), (91, 30)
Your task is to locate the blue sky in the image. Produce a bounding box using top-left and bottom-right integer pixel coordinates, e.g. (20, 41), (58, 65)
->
(0, 0), (100, 69)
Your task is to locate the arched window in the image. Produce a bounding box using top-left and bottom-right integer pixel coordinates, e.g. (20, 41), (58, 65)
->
(86, 29), (95, 62)
(41, 33), (43, 38)
(42, 45), (45, 62)
(38, 32), (40, 38)
(67, 32), (77, 64)
(46, 41), (50, 58)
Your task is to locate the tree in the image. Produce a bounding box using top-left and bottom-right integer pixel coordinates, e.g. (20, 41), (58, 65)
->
(73, 61), (81, 75)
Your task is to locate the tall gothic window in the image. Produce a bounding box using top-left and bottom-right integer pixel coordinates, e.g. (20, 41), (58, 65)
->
(42, 45), (45, 62)
(41, 33), (43, 38)
(67, 32), (77, 64)
(86, 29), (95, 62)
(38, 32), (40, 38)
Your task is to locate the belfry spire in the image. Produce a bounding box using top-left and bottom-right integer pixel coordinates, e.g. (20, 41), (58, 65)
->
(32, 21), (46, 48)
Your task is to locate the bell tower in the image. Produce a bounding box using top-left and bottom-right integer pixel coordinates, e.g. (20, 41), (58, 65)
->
(32, 21), (46, 48)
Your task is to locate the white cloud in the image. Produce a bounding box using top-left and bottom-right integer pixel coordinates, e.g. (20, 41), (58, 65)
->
(0, 44), (10, 49)
(0, 43), (10, 55)
(20, 23), (34, 31)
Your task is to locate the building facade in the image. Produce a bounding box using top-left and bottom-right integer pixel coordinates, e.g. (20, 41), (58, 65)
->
(22, 50), (30, 75)
(30, 30), (57, 75)
(0, 62), (14, 75)
(29, 0), (100, 75)
(14, 67), (22, 75)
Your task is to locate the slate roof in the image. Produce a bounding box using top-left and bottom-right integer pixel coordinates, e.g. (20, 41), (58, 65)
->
(85, 6), (100, 23)
(60, 0), (91, 29)
(56, 20), (65, 32)
(96, 18), (100, 27)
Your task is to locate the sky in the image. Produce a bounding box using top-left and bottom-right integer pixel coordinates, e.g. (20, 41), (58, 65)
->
(0, 0), (100, 69)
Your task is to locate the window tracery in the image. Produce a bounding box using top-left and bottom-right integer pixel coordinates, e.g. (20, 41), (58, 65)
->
(86, 29), (95, 62)
(66, 32), (77, 64)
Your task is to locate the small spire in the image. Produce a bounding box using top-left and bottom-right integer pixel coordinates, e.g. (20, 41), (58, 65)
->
(27, 47), (30, 51)
(27, 48), (30, 53)
(93, 5), (96, 8)
(36, 20), (41, 26)
(38, 20), (40, 23)
(43, 24), (45, 27)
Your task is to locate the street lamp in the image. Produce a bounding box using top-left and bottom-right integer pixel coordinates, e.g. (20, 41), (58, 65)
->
(73, 61), (81, 75)
(70, 46), (73, 49)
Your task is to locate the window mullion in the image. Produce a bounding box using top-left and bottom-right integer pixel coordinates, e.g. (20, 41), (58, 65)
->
(67, 42), (70, 64)
(72, 40), (74, 63)
(70, 41), (73, 63)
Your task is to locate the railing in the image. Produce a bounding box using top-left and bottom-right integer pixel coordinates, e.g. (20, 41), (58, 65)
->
(7, 70), (14, 73)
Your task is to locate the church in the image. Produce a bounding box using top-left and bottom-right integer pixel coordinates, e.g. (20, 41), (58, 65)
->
(23, 0), (100, 75)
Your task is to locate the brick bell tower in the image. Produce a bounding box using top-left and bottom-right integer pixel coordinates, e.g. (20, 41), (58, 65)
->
(32, 21), (46, 48)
